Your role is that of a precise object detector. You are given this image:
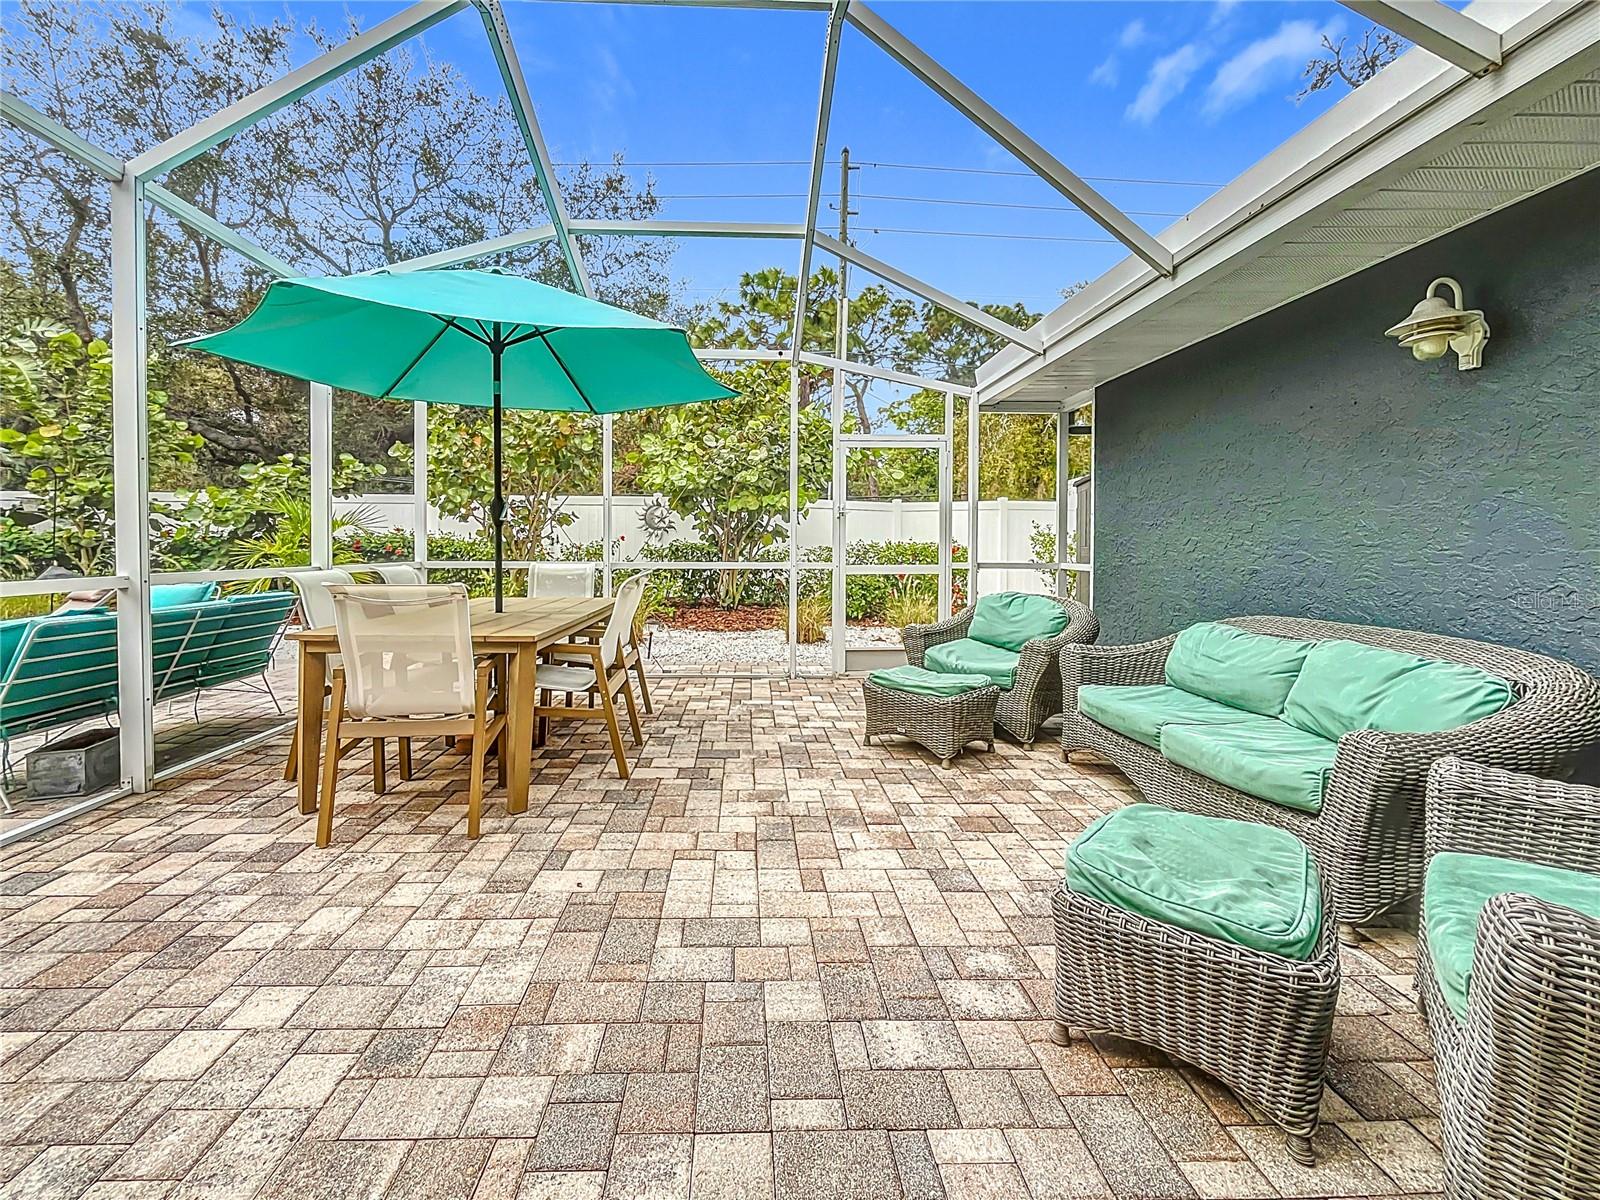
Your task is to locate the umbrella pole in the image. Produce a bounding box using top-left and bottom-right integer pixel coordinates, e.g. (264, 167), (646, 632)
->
(492, 324), (504, 613)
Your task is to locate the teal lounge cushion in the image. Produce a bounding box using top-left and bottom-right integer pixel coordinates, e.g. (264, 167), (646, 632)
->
(151, 582), (220, 609)
(1077, 684), (1258, 750)
(1066, 805), (1323, 959)
(1160, 718), (1338, 814)
(1425, 852), (1600, 1020)
(1163, 622), (1317, 717)
(1282, 640), (1513, 742)
(0, 617), (35, 678)
(967, 592), (1069, 653)
(924, 638), (1021, 690)
(870, 665), (993, 697)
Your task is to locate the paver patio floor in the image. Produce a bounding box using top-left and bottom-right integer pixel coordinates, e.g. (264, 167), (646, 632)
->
(0, 675), (1443, 1199)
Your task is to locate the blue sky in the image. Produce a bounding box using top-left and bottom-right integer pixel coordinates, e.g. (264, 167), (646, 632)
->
(213, 1), (1378, 313)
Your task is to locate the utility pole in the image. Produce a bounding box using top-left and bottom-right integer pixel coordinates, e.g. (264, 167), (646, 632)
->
(835, 146), (858, 424)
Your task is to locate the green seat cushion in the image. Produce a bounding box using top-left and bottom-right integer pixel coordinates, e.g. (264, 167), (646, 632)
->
(0, 617), (35, 679)
(869, 665), (993, 697)
(1425, 852), (1600, 1021)
(150, 582), (220, 609)
(1160, 718), (1338, 814)
(967, 592), (1068, 653)
(193, 592), (296, 687)
(1066, 805), (1323, 959)
(1077, 684), (1259, 749)
(1163, 622), (1318, 717)
(1282, 640), (1514, 742)
(924, 638), (1021, 690)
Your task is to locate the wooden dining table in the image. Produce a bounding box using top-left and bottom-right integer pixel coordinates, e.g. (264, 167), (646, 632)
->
(288, 594), (614, 819)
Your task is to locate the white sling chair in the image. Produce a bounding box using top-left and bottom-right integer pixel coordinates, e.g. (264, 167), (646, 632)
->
(283, 568), (354, 782)
(527, 562), (596, 598)
(316, 584), (505, 845)
(533, 574), (647, 779)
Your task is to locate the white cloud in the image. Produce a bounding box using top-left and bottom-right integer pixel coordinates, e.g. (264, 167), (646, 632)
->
(1089, 55), (1120, 87)
(1125, 44), (1206, 125)
(1208, 0), (1242, 30)
(1118, 18), (1149, 49)
(1202, 18), (1340, 118)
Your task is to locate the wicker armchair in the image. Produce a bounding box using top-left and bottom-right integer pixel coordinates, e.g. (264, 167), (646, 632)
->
(1421, 757), (1600, 1200)
(1059, 616), (1600, 925)
(904, 595), (1099, 744)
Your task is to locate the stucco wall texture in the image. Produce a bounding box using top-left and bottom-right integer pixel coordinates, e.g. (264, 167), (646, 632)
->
(1094, 167), (1600, 675)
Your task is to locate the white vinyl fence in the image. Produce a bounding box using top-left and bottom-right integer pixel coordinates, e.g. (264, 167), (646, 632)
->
(333, 495), (1074, 591)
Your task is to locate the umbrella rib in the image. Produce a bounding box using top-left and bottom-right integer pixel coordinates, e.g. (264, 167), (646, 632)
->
(534, 329), (597, 413)
(382, 320), (453, 399)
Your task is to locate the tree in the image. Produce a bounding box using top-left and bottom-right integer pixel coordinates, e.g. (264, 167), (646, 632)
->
(389, 409), (602, 564)
(1299, 27), (1403, 98)
(1, 0), (675, 475)
(629, 362), (831, 606)
(1, 325), (203, 575)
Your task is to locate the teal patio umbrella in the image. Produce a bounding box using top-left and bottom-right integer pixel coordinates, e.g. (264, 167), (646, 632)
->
(184, 268), (737, 610)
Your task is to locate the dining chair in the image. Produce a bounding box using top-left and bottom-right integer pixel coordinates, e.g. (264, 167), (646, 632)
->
(316, 583), (506, 845)
(365, 563), (426, 585)
(284, 568), (354, 782)
(527, 562), (596, 598)
(534, 574), (648, 778)
(554, 571), (655, 715)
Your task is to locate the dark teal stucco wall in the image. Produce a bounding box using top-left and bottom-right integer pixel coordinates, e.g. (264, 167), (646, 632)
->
(1094, 167), (1600, 673)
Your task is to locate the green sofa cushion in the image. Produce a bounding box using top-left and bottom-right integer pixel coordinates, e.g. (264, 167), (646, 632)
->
(1160, 718), (1338, 814)
(870, 665), (993, 697)
(1077, 684), (1259, 750)
(1066, 804), (1323, 960)
(1425, 851), (1600, 1021)
(924, 638), (1020, 690)
(0, 617), (34, 679)
(1282, 640), (1513, 742)
(1163, 622), (1317, 717)
(150, 582), (220, 609)
(0, 612), (118, 737)
(967, 592), (1068, 653)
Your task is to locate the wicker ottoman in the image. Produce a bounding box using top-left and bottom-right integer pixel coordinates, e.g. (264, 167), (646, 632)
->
(1053, 805), (1341, 1165)
(862, 667), (1000, 767)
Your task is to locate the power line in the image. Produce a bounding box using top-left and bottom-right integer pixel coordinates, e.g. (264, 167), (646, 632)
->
(858, 226), (1122, 244)
(652, 191), (1185, 218)
(552, 158), (1223, 188)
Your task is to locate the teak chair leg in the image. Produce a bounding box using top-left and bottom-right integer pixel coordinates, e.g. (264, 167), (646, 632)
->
(631, 650), (653, 714)
(599, 682), (630, 780)
(372, 739), (386, 796)
(316, 675), (345, 848)
(397, 738), (413, 781)
(619, 671), (643, 744)
(284, 722), (299, 781)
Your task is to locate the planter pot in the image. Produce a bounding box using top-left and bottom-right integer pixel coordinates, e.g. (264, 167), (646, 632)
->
(25, 728), (120, 800)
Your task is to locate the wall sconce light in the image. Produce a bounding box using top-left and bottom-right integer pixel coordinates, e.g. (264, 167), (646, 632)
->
(1384, 276), (1489, 370)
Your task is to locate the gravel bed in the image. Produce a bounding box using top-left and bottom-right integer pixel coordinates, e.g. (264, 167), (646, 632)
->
(643, 624), (902, 671)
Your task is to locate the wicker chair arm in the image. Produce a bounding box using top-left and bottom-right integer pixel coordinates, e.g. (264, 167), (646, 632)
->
(902, 607), (975, 667)
(1423, 757), (1600, 875)
(1465, 890), (1600, 1034)
(1058, 635), (1177, 711)
(1010, 607), (1103, 693)
(1319, 686), (1600, 862)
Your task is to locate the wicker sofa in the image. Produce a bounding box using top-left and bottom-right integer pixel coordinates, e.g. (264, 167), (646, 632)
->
(904, 594), (1099, 744)
(1059, 616), (1600, 925)
(1420, 757), (1600, 1200)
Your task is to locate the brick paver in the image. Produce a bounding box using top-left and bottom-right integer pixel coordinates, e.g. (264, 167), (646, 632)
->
(0, 675), (1443, 1198)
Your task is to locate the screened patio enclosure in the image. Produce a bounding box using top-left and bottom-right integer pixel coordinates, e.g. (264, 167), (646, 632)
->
(3, 0), (1584, 840)
(0, 0), (1106, 829)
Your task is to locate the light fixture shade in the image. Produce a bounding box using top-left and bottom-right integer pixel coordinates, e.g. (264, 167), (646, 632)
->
(1385, 277), (1490, 370)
